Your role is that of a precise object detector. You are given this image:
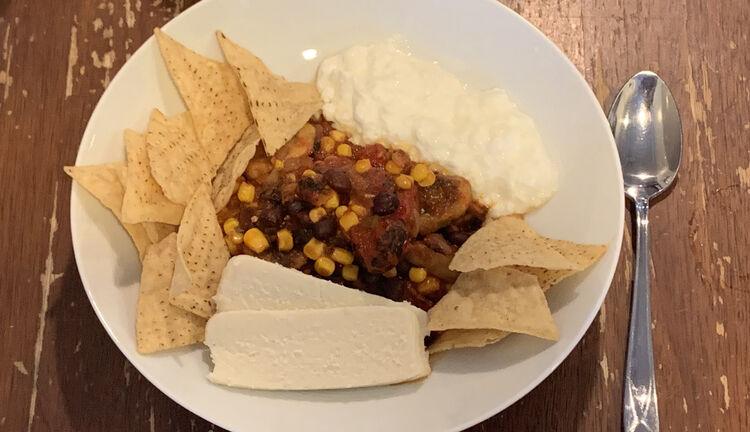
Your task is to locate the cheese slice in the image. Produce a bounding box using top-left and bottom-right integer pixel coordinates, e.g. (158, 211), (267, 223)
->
(205, 307), (431, 390)
(215, 255), (393, 311)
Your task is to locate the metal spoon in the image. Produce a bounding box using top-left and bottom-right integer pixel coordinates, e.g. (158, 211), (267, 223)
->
(608, 71), (682, 432)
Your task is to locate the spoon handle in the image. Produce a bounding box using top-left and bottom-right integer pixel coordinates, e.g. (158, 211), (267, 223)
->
(623, 199), (659, 432)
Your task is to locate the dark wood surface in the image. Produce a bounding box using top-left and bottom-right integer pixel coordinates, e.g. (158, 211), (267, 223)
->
(1, 0), (748, 430)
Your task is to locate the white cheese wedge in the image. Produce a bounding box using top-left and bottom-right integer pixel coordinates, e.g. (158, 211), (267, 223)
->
(215, 255), (392, 311)
(205, 306), (431, 390)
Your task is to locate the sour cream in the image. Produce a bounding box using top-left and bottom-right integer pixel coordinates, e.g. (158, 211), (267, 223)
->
(316, 39), (557, 216)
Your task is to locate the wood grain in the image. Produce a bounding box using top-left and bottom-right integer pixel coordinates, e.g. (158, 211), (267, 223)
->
(0, 0), (747, 430)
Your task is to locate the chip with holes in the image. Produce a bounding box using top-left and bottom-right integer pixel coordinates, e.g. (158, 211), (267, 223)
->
(136, 233), (207, 353)
(427, 267), (559, 341)
(64, 162), (170, 259)
(121, 129), (184, 225)
(170, 186), (230, 318)
(145, 109), (212, 205)
(211, 124), (260, 210)
(154, 28), (252, 171)
(216, 31), (322, 156)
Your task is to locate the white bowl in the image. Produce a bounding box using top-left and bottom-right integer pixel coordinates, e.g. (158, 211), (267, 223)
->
(70, 0), (624, 430)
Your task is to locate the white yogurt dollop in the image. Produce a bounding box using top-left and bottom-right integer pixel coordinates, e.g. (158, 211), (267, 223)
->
(316, 39), (557, 217)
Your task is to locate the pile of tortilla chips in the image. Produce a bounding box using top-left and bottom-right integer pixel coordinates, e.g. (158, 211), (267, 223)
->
(66, 29), (606, 359)
(66, 29), (321, 354)
(428, 216), (606, 353)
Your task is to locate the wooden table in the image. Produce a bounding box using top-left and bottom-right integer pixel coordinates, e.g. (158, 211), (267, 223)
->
(1, 0), (747, 430)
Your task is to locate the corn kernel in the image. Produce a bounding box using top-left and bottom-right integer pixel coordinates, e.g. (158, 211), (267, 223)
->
(417, 170), (436, 187)
(224, 235), (240, 255)
(417, 276), (441, 295)
(320, 136), (336, 152)
(349, 204), (367, 217)
(228, 230), (244, 245)
(339, 211), (359, 231)
(324, 191), (339, 209)
(314, 257), (336, 277)
(308, 207), (327, 223)
(329, 129), (347, 142)
(276, 229), (293, 252)
(342, 264), (359, 281)
(409, 267), (427, 283)
(395, 174), (413, 189)
(335, 205), (349, 219)
(302, 169), (317, 177)
(384, 268), (397, 278)
(273, 159), (284, 169)
(331, 248), (354, 265)
(303, 238), (325, 260)
(410, 163), (431, 182)
(243, 228), (269, 253)
(229, 230), (244, 245)
(237, 182), (256, 202)
(385, 160), (403, 174)
(336, 143), (353, 157)
(223, 217), (239, 235)
(286, 173), (297, 182)
(354, 158), (372, 173)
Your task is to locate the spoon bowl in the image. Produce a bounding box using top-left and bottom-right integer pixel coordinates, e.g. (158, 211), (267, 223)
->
(609, 71), (682, 202)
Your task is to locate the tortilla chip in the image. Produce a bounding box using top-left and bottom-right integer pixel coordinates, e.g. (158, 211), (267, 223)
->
(65, 163), (154, 259)
(136, 233), (207, 353)
(549, 240), (607, 269)
(153, 28), (251, 171)
(121, 129), (184, 225)
(170, 186), (229, 318)
(216, 31), (322, 156)
(512, 241), (607, 291)
(427, 267), (559, 340)
(449, 216), (584, 272)
(142, 222), (177, 244)
(65, 163), (126, 215)
(428, 329), (509, 354)
(145, 109), (213, 205)
(211, 124), (260, 210)
(509, 267), (571, 292)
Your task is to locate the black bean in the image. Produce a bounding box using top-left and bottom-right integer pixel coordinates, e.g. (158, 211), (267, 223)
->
(396, 260), (411, 277)
(259, 185), (282, 203)
(284, 198), (308, 215)
(293, 227), (314, 247)
(372, 190), (399, 215)
(446, 230), (470, 245)
(298, 176), (324, 192)
(370, 255), (389, 271)
(383, 279), (405, 301)
(329, 234), (350, 249)
(257, 205), (283, 229)
(377, 223), (406, 256)
(360, 272), (386, 296)
(295, 211), (313, 227)
(323, 168), (351, 194)
(464, 216), (484, 232)
(313, 216), (337, 240)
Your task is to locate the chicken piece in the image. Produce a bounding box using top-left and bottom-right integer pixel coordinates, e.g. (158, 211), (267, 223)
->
(274, 123), (315, 160)
(403, 241), (459, 282)
(417, 175), (472, 235)
(423, 233), (455, 255)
